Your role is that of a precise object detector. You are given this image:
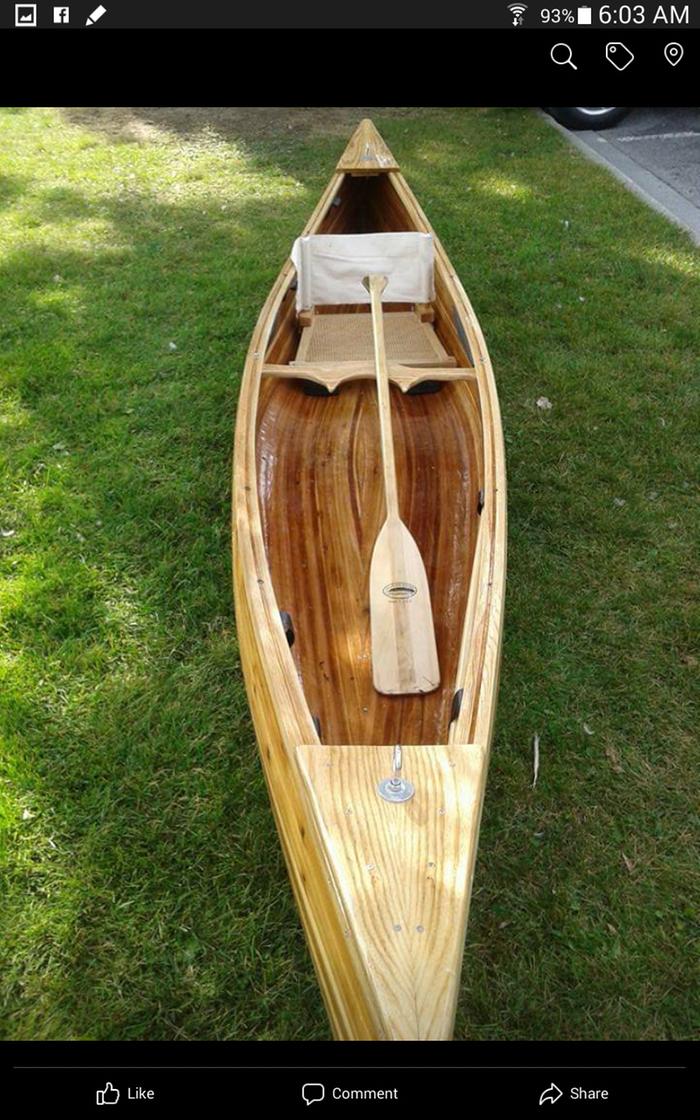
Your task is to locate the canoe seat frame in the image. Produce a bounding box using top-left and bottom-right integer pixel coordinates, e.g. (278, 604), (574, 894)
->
(263, 306), (476, 394)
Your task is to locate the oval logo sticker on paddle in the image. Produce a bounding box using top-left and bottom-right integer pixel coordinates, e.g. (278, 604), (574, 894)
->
(383, 582), (418, 601)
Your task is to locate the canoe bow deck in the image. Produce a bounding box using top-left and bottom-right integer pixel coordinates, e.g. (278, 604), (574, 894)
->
(232, 120), (506, 1040)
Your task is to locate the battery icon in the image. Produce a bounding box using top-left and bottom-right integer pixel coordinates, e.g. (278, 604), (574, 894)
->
(577, 5), (592, 22)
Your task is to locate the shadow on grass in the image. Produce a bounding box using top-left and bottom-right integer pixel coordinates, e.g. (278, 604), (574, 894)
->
(58, 106), (428, 146)
(0, 141), (331, 1041)
(0, 173), (30, 210)
(1, 109), (697, 1041)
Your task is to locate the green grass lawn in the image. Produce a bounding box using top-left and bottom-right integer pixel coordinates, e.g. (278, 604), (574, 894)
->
(1, 107), (698, 1041)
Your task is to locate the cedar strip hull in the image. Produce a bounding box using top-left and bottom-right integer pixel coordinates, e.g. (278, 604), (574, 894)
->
(232, 120), (507, 1039)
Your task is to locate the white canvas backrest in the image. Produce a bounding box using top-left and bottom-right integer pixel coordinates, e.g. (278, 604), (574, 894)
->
(291, 232), (434, 312)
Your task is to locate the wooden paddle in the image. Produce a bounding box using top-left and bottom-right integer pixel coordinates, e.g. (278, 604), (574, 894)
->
(363, 274), (440, 695)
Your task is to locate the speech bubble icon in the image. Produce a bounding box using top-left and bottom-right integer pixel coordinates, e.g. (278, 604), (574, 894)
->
(302, 1083), (325, 1106)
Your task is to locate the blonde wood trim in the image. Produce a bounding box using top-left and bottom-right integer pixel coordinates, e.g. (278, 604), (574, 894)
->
(367, 276), (399, 521)
(414, 302), (435, 322)
(336, 118), (400, 175)
(296, 743), (489, 1040)
(262, 361), (475, 394)
(295, 320), (312, 362)
(366, 275), (440, 697)
(235, 559), (383, 1040)
(449, 518), (486, 738)
(418, 316), (450, 360)
(298, 308), (314, 328)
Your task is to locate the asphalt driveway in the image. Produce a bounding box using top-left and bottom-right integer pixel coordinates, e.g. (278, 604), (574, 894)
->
(547, 107), (700, 244)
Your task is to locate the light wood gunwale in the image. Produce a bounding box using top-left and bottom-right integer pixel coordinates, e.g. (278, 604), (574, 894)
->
(232, 121), (506, 1040)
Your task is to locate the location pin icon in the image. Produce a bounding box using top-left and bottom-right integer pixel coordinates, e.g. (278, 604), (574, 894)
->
(664, 42), (683, 66)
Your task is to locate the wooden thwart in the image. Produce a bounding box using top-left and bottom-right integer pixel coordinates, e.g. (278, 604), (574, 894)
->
(262, 360), (475, 394)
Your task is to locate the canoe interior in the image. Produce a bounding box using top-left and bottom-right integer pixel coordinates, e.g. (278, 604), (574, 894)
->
(255, 171), (485, 746)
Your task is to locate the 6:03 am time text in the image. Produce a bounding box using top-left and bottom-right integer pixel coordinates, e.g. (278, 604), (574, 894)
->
(540, 6), (690, 23)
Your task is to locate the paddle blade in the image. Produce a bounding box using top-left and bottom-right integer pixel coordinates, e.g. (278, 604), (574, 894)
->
(370, 518), (440, 695)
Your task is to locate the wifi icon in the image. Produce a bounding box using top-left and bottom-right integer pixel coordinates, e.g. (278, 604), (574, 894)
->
(508, 3), (528, 24)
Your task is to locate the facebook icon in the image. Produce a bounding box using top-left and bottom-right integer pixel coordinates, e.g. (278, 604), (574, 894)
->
(53, 6), (70, 21)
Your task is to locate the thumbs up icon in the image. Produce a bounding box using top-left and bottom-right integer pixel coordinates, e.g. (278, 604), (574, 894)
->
(96, 1082), (120, 1106)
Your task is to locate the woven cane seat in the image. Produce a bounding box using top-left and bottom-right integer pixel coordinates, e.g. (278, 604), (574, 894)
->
(297, 312), (448, 365)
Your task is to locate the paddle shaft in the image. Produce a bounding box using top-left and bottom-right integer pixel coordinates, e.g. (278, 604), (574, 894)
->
(364, 273), (440, 695)
(366, 276), (400, 522)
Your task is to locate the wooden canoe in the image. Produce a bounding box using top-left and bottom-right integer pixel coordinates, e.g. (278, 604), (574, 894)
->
(232, 119), (507, 1040)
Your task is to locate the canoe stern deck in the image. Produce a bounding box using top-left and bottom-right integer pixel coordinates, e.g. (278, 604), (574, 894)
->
(296, 743), (490, 1041)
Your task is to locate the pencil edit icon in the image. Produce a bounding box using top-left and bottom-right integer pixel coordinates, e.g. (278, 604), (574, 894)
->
(86, 4), (106, 24)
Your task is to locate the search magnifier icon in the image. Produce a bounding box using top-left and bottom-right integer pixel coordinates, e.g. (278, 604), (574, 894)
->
(551, 42), (578, 69)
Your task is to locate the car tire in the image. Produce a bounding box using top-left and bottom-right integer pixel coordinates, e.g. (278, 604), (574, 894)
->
(545, 107), (631, 130)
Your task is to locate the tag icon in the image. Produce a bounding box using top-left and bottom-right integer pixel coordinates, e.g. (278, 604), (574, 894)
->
(664, 42), (683, 66)
(605, 42), (635, 70)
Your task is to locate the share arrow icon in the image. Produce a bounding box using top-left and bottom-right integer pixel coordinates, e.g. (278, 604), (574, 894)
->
(539, 1083), (564, 1105)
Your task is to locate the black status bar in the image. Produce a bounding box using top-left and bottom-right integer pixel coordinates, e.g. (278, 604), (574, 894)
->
(1, 1), (698, 30)
(3, 30), (694, 103)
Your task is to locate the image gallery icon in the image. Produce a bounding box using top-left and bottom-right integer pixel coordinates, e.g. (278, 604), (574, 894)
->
(53, 6), (70, 21)
(14, 4), (37, 26)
